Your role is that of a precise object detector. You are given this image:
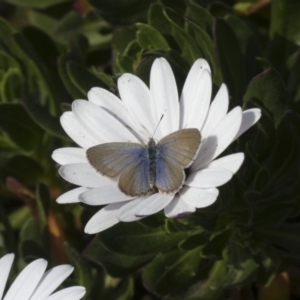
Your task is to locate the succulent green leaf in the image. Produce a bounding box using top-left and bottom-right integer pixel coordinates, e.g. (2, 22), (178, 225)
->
(225, 15), (261, 82)
(83, 238), (153, 277)
(136, 23), (169, 51)
(21, 95), (68, 140)
(5, 0), (71, 9)
(36, 183), (50, 229)
(186, 1), (214, 35)
(243, 68), (287, 126)
(99, 220), (187, 256)
(64, 244), (94, 293)
(213, 18), (244, 105)
(20, 217), (48, 261)
(163, 9), (202, 64)
(142, 248), (204, 297)
(0, 104), (43, 152)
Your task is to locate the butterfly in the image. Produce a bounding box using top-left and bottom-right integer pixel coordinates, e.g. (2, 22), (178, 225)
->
(86, 128), (201, 197)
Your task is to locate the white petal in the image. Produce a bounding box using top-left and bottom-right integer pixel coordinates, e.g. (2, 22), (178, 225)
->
(72, 100), (139, 143)
(186, 168), (233, 188)
(52, 148), (87, 165)
(180, 60), (212, 130)
(3, 259), (47, 300)
(30, 265), (74, 300)
(150, 58), (179, 138)
(60, 112), (99, 149)
(56, 187), (89, 204)
(0, 254), (14, 300)
(201, 84), (229, 137)
(88, 87), (121, 106)
(84, 202), (125, 234)
(179, 186), (219, 208)
(59, 163), (113, 188)
(164, 196), (196, 218)
(205, 153), (244, 174)
(45, 287), (86, 300)
(118, 74), (155, 138)
(132, 193), (174, 217)
(191, 106), (242, 171)
(234, 108), (261, 141)
(88, 88), (141, 141)
(79, 186), (135, 205)
(116, 198), (145, 222)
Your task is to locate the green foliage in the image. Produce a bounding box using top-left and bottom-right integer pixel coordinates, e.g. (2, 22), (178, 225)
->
(0, 0), (300, 299)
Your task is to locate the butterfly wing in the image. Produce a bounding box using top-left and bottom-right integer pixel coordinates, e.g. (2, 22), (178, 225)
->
(155, 128), (201, 194)
(87, 143), (152, 196)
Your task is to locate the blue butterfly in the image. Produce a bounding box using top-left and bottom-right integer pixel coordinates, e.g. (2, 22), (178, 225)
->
(86, 128), (201, 196)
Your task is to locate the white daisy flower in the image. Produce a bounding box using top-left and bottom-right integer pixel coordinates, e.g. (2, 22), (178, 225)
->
(0, 253), (86, 300)
(52, 58), (261, 234)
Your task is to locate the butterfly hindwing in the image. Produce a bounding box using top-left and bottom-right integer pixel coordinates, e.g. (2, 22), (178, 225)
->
(155, 153), (185, 193)
(155, 128), (201, 194)
(87, 143), (152, 196)
(118, 157), (152, 196)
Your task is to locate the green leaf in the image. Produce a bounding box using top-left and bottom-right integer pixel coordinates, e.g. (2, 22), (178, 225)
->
(163, 9), (201, 64)
(260, 223), (300, 256)
(148, 3), (172, 34)
(209, 247), (258, 289)
(27, 10), (57, 36)
(287, 51), (300, 110)
(21, 95), (68, 140)
(136, 23), (169, 51)
(179, 230), (210, 251)
(201, 227), (232, 259)
(185, 17), (222, 85)
(2, 156), (44, 185)
(83, 238), (153, 277)
(64, 243), (94, 294)
(20, 217), (48, 261)
(0, 205), (30, 231)
(0, 68), (23, 103)
(99, 220), (187, 256)
(52, 12), (82, 44)
(5, 0), (70, 8)
(270, 0), (300, 45)
(36, 183), (50, 229)
(186, 1), (214, 35)
(243, 68), (287, 126)
(89, 0), (151, 24)
(142, 248), (205, 297)
(225, 15), (261, 82)
(67, 62), (108, 95)
(213, 18), (244, 105)
(269, 0), (300, 70)
(0, 104), (43, 152)
(58, 55), (84, 99)
(13, 32), (63, 110)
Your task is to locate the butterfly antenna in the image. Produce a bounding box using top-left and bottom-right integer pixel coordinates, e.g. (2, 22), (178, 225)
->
(152, 114), (164, 139)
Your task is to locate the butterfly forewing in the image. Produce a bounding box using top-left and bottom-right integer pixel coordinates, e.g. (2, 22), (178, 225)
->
(157, 128), (201, 167)
(155, 128), (201, 194)
(87, 143), (152, 196)
(87, 143), (146, 177)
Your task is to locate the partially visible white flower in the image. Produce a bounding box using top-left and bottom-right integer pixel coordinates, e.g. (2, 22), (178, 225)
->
(52, 57), (261, 234)
(0, 254), (86, 300)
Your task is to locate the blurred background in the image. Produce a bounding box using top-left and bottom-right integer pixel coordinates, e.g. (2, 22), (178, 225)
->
(0, 0), (300, 299)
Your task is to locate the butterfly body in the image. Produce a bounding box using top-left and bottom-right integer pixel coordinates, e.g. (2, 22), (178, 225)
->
(147, 138), (157, 189)
(87, 128), (201, 197)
